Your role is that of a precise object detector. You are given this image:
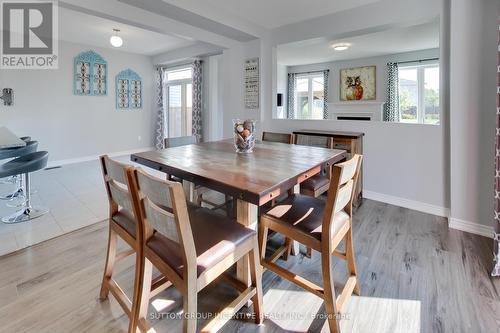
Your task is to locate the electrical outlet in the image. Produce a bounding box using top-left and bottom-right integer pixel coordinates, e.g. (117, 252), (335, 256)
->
(138, 136), (142, 142)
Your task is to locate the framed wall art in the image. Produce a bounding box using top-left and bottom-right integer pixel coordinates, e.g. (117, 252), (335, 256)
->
(74, 50), (107, 96)
(339, 65), (376, 101)
(115, 69), (142, 110)
(244, 58), (259, 109)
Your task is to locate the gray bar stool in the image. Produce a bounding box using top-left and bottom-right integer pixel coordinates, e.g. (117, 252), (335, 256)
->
(0, 141), (38, 200)
(0, 151), (49, 223)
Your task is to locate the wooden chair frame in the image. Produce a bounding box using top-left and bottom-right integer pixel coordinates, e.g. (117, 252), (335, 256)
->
(98, 156), (171, 333)
(294, 135), (335, 198)
(259, 155), (363, 333)
(128, 167), (263, 333)
(262, 131), (294, 144)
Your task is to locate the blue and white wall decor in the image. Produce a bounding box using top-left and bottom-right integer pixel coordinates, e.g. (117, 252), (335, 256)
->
(115, 69), (142, 110)
(74, 50), (107, 96)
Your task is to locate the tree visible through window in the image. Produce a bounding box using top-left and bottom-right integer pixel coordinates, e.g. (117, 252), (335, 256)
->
(399, 63), (440, 125)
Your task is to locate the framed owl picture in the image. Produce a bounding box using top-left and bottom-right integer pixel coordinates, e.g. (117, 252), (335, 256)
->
(339, 66), (376, 101)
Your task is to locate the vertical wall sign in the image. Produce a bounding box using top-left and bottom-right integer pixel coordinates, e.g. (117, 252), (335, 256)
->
(244, 58), (259, 109)
(115, 69), (142, 110)
(74, 50), (107, 96)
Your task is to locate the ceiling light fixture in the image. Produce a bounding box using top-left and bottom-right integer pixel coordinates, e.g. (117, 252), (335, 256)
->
(331, 43), (351, 51)
(110, 29), (123, 48)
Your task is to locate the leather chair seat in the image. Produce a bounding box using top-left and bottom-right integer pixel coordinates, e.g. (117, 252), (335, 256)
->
(0, 150), (47, 178)
(147, 207), (255, 277)
(301, 174), (329, 191)
(263, 194), (349, 241)
(0, 141), (38, 160)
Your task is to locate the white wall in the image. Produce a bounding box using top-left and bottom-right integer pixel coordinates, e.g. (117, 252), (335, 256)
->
(279, 48), (440, 118)
(449, 0), (499, 228)
(258, 0), (449, 215)
(0, 41), (154, 162)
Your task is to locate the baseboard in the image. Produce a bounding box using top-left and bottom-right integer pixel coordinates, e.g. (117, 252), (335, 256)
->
(363, 190), (450, 218)
(448, 218), (494, 239)
(46, 147), (154, 168)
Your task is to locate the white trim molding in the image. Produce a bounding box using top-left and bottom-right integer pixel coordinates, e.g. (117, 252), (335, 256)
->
(47, 147), (154, 168)
(448, 218), (494, 239)
(364, 190), (450, 217)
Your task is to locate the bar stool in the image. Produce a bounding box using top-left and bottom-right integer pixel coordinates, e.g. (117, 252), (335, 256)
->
(0, 141), (39, 200)
(0, 151), (49, 223)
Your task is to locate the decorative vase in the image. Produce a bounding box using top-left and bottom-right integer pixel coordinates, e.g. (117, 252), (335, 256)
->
(233, 119), (256, 153)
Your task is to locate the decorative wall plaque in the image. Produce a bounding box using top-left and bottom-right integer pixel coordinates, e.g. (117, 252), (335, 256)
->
(74, 50), (107, 96)
(115, 69), (142, 110)
(244, 58), (259, 109)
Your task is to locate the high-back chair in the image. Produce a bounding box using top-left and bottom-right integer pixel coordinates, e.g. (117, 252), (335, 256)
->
(294, 134), (335, 198)
(164, 135), (235, 216)
(128, 168), (263, 333)
(262, 131), (294, 144)
(98, 156), (170, 333)
(259, 154), (363, 333)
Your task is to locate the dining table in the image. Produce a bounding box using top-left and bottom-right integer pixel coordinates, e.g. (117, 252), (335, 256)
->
(131, 139), (347, 287)
(0, 126), (26, 149)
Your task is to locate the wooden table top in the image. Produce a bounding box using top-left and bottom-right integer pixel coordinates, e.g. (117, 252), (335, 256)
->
(294, 129), (365, 138)
(132, 140), (346, 206)
(0, 127), (26, 149)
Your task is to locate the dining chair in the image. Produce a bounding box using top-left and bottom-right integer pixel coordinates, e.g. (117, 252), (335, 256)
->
(262, 131), (294, 144)
(98, 156), (172, 333)
(164, 136), (234, 216)
(128, 167), (263, 333)
(258, 154), (363, 333)
(294, 134), (335, 198)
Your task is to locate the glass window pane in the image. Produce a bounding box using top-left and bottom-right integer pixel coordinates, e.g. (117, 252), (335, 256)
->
(186, 83), (192, 136)
(296, 78), (309, 119)
(166, 68), (192, 81)
(311, 76), (324, 120)
(424, 66), (440, 125)
(168, 85), (182, 137)
(399, 68), (418, 123)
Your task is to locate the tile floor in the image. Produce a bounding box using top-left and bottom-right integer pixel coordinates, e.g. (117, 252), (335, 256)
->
(0, 154), (166, 256)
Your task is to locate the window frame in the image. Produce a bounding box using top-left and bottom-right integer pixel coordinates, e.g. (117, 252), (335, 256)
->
(398, 62), (440, 125)
(294, 73), (325, 120)
(163, 66), (193, 137)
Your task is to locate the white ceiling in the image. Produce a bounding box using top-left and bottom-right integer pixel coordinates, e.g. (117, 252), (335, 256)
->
(277, 22), (440, 66)
(163, 0), (380, 30)
(58, 7), (194, 56)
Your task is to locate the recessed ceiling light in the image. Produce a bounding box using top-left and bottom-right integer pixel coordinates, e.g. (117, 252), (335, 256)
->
(331, 43), (351, 51)
(110, 29), (123, 48)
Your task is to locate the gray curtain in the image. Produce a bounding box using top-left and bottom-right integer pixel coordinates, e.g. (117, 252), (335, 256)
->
(192, 60), (202, 141)
(323, 70), (329, 119)
(492, 17), (500, 277)
(383, 62), (400, 122)
(287, 73), (296, 119)
(154, 67), (166, 149)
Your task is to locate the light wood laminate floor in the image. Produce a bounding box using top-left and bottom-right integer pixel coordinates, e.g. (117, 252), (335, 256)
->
(0, 199), (498, 333)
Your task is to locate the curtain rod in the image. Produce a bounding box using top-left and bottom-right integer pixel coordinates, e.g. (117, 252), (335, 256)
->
(290, 69), (329, 75)
(394, 57), (439, 65)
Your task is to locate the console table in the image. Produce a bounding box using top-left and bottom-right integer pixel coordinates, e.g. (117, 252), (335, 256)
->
(293, 129), (364, 206)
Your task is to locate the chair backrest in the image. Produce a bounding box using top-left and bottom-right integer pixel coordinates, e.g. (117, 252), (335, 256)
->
(262, 132), (293, 144)
(294, 134), (333, 148)
(130, 168), (196, 278)
(164, 136), (197, 148)
(100, 155), (136, 224)
(323, 154), (363, 233)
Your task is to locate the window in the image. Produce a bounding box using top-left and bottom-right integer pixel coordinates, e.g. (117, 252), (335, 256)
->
(398, 63), (440, 125)
(164, 67), (193, 137)
(294, 73), (325, 120)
